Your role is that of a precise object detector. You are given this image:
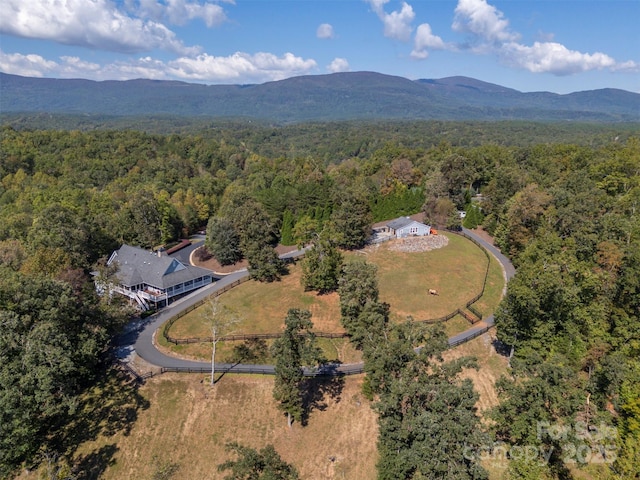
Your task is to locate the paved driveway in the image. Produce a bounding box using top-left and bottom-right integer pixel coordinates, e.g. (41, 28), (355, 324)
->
(127, 231), (514, 376)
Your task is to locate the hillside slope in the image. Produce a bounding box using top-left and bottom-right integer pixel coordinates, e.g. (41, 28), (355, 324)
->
(1, 71), (638, 122)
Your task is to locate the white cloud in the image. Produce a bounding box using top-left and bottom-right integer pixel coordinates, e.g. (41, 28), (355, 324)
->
(327, 58), (349, 73)
(411, 23), (449, 59)
(449, 0), (636, 76)
(452, 0), (519, 47)
(0, 49), (318, 83)
(500, 42), (618, 75)
(133, 0), (229, 28)
(366, 0), (415, 42)
(58, 56), (103, 75)
(317, 23), (335, 39)
(611, 60), (639, 73)
(0, 51), (59, 77)
(366, 0), (390, 13)
(0, 0), (200, 55)
(167, 52), (317, 82)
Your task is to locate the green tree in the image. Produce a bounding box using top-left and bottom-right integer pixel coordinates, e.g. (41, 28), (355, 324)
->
(26, 204), (91, 268)
(292, 215), (319, 249)
(613, 360), (640, 478)
(0, 268), (125, 477)
(337, 260), (380, 345)
(217, 442), (299, 480)
(372, 324), (489, 480)
(491, 357), (586, 478)
(157, 194), (183, 244)
(423, 196), (458, 229)
(230, 198), (277, 250)
(463, 204), (484, 229)
(440, 153), (476, 208)
(300, 231), (343, 293)
(494, 183), (551, 258)
(280, 209), (295, 246)
(245, 242), (287, 282)
(118, 189), (164, 248)
(206, 217), (243, 266)
(329, 188), (372, 250)
(271, 309), (323, 428)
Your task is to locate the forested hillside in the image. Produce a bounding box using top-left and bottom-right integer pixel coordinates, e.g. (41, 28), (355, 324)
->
(0, 123), (638, 478)
(2, 72), (639, 122)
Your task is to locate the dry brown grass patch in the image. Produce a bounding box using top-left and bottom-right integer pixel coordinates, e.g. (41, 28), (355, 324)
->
(442, 331), (510, 413)
(69, 374), (378, 480)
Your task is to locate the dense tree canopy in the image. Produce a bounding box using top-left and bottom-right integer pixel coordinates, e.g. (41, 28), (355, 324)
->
(0, 267), (127, 477)
(1, 122), (638, 478)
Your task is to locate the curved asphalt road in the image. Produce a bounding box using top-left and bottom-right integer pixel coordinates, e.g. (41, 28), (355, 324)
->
(130, 230), (515, 376)
(447, 228), (516, 347)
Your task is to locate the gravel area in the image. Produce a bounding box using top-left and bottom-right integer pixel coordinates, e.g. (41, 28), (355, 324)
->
(387, 235), (449, 253)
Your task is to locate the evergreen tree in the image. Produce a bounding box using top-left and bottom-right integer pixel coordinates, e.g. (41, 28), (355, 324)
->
(337, 260), (380, 344)
(300, 231), (343, 293)
(463, 203), (484, 229)
(329, 188), (372, 250)
(271, 309), (323, 428)
(280, 209), (295, 246)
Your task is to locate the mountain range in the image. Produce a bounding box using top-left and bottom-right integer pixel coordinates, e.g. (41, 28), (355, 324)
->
(1, 71), (638, 122)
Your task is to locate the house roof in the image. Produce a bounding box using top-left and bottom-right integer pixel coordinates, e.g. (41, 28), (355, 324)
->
(108, 244), (212, 289)
(387, 217), (419, 230)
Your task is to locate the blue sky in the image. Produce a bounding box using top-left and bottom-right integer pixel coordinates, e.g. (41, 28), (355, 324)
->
(1, 0), (638, 93)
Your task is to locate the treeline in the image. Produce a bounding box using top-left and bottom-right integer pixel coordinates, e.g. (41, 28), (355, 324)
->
(0, 123), (638, 478)
(489, 140), (640, 478)
(3, 115), (639, 154)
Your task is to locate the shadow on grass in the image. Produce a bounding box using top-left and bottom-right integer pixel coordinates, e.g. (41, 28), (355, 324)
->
(49, 367), (150, 478)
(491, 337), (512, 358)
(212, 360), (242, 385)
(300, 365), (345, 426)
(74, 444), (119, 480)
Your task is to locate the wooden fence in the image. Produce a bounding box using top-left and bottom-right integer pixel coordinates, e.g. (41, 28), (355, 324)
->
(413, 229), (490, 325)
(117, 360), (156, 383)
(162, 276), (250, 344)
(121, 228), (502, 380)
(448, 324), (491, 348)
(163, 229), (493, 345)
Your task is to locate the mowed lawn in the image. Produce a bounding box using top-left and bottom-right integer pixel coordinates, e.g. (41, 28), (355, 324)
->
(367, 234), (488, 321)
(168, 233), (491, 342)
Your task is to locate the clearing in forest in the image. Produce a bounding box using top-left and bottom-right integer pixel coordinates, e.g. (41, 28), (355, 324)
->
(164, 232), (500, 362)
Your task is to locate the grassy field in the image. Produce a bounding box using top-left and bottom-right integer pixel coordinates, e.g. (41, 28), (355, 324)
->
(157, 332), (364, 365)
(471, 250), (506, 319)
(20, 332), (511, 480)
(365, 234), (488, 321)
(64, 372), (379, 480)
(17, 234), (519, 480)
(165, 233), (499, 362)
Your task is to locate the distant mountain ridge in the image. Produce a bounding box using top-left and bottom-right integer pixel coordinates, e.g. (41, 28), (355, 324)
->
(1, 71), (638, 122)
